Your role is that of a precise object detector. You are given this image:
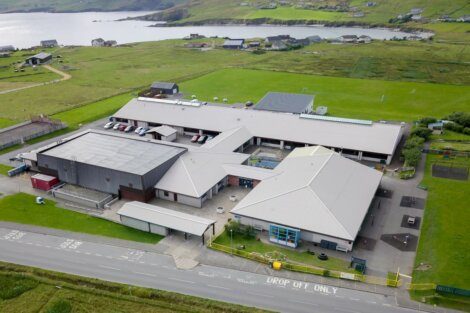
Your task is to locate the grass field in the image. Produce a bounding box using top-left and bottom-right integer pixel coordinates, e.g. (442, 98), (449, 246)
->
(0, 262), (267, 313)
(180, 68), (470, 121)
(213, 230), (354, 273)
(0, 39), (468, 127)
(0, 164), (13, 176)
(0, 193), (162, 244)
(412, 155), (470, 289)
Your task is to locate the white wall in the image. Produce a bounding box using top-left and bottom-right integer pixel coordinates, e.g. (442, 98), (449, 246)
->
(236, 215), (353, 252)
(150, 224), (169, 236)
(120, 216), (149, 232)
(156, 189), (203, 208)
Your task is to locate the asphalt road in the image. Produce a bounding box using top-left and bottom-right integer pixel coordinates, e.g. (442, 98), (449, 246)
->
(0, 227), (418, 313)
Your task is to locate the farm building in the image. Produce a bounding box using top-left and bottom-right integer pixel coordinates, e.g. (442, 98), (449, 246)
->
(150, 82), (179, 95)
(0, 45), (15, 52)
(25, 52), (52, 65)
(34, 131), (186, 202)
(254, 92), (314, 114)
(222, 39), (244, 49)
(40, 39), (58, 48)
(113, 97), (404, 164)
(231, 146), (382, 252)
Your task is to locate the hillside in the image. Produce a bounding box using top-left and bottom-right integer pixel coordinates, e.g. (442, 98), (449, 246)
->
(137, 0), (470, 31)
(0, 0), (187, 13)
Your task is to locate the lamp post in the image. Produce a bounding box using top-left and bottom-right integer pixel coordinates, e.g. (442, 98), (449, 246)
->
(230, 229), (233, 255)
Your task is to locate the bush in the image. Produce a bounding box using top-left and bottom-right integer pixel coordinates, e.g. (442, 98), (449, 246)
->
(224, 221), (241, 235)
(404, 136), (424, 150)
(419, 117), (437, 127)
(444, 122), (464, 133)
(403, 148), (422, 167)
(410, 127), (433, 140)
(447, 112), (470, 128)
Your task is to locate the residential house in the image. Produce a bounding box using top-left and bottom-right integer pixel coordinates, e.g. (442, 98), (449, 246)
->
(104, 40), (117, 47)
(358, 35), (372, 43)
(91, 38), (105, 47)
(339, 35), (358, 43)
(40, 40), (58, 48)
(0, 45), (15, 52)
(222, 39), (244, 50)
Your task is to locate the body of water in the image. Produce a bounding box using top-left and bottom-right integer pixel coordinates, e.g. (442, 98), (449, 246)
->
(0, 12), (431, 48)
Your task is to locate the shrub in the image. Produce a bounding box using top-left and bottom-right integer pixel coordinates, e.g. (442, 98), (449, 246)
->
(444, 122), (464, 133)
(419, 117), (437, 127)
(447, 112), (470, 128)
(224, 221), (241, 235)
(404, 136), (424, 150)
(403, 148), (422, 167)
(410, 127), (433, 140)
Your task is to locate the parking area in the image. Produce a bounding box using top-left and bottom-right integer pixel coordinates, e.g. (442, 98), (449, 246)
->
(352, 173), (427, 276)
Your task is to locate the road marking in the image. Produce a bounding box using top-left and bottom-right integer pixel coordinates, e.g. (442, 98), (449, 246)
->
(99, 265), (121, 271)
(382, 303), (392, 307)
(246, 292), (274, 298)
(3, 230), (26, 241)
(168, 277), (195, 284)
(94, 253), (102, 257)
(335, 295), (345, 298)
(207, 284), (231, 290)
(133, 271), (157, 277)
(349, 297), (360, 301)
(288, 299), (318, 306)
(366, 301), (377, 304)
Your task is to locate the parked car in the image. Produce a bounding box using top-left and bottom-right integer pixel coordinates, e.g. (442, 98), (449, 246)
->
(112, 123), (121, 130)
(104, 122), (114, 129)
(206, 135), (214, 141)
(118, 124), (127, 131)
(190, 135), (200, 142)
(138, 128), (148, 136)
(197, 135), (208, 144)
(245, 101), (254, 107)
(124, 125), (134, 132)
(134, 126), (143, 134)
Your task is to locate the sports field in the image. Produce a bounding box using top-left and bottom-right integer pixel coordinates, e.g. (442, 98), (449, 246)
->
(413, 155), (470, 289)
(180, 68), (470, 121)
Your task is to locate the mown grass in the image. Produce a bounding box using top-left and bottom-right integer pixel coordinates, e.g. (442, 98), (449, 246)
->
(0, 164), (13, 176)
(180, 68), (470, 121)
(0, 262), (268, 313)
(213, 230), (353, 273)
(412, 155), (470, 289)
(0, 193), (162, 244)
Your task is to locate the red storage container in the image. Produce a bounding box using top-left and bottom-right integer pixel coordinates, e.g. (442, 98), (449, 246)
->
(31, 174), (59, 191)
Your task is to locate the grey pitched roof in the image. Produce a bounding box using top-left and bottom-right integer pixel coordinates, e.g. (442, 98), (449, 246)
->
(27, 52), (52, 60)
(223, 39), (244, 46)
(151, 81), (178, 90)
(0, 45), (15, 52)
(41, 39), (58, 45)
(254, 92), (314, 114)
(113, 98), (403, 155)
(118, 201), (215, 236)
(231, 146), (382, 240)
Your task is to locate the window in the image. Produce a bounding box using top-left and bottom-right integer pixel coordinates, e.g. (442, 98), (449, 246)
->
(163, 191), (169, 197)
(269, 224), (300, 248)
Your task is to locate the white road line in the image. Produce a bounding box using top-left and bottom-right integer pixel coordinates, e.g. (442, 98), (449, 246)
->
(349, 297), (360, 301)
(366, 301), (377, 304)
(94, 254), (102, 257)
(288, 299), (318, 306)
(168, 277), (195, 284)
(99, 265), (121, 271)
(246, 292), (274, 298)
(133, 271), (157, 277)
(207, 284), (231, 290)
(335, 295), (345, 298)
(382, 303), (392, 307)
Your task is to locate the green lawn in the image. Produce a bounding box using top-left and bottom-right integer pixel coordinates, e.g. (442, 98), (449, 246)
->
(244, 6), (346, 21)
(0, 164), (13, 176)
(0, 262), (267, 313)
(180, 68), (470, 121)
(0, 193), (162, 244)
(213, 230), (354, 273)
(412, 155), (470, 289)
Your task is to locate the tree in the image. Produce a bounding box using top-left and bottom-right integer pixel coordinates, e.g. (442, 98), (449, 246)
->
(403, 148), (422, 167)
(410, 127), (432, 140)
(418, 117), (437, 127)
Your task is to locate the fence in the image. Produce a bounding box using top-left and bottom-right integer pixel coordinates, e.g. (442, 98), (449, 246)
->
(0, 122), (66, 151)
(423, 148), (470, 157)
(208, 242), (396, 286)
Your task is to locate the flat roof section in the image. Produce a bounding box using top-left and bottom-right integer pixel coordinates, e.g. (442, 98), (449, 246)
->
(254, 92), (314, 114)
(40, 132), (186, 176)
(113, 98), (403, 155)
(118, 201), (215, 236)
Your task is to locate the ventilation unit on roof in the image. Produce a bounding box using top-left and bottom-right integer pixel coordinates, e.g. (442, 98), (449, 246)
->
(299, 114), (373, 126)
(138, 97), (201, 107)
